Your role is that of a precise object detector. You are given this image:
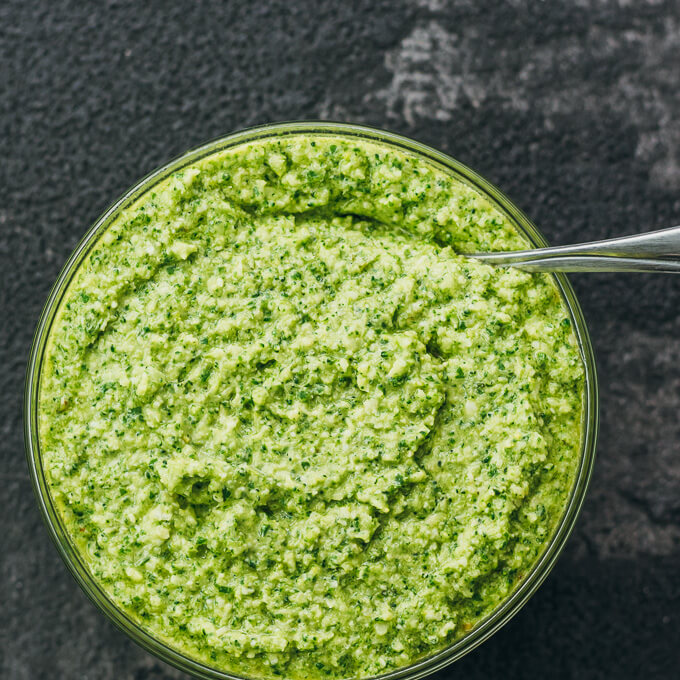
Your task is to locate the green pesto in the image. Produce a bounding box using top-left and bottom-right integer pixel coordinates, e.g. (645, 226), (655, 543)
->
(39, 135), (584, 680)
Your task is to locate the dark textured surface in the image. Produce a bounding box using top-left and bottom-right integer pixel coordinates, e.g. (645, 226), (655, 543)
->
(2, 1), (680, 678)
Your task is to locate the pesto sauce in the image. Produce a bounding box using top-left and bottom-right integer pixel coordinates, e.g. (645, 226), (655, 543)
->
(39, 135), (584, 679)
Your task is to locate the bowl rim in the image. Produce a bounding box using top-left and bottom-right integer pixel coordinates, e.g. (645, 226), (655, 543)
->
(24, 120), (599, 680)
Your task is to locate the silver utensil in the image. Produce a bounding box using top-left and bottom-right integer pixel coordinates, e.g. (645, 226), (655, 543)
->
(465, 225), (680, 273)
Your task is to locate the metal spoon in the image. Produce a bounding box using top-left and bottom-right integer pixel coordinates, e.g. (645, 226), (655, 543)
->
(465, 225), (680, 273)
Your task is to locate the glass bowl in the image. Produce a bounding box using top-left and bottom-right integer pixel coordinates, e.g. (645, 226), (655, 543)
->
(24, 122), (599, 680)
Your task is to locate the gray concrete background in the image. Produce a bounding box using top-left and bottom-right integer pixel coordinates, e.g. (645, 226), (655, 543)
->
(1, 1), (679, 678)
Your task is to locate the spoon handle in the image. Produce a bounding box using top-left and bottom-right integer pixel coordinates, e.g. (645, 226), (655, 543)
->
(492, 255), (680, 274)
(468, 225), (680, 273)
